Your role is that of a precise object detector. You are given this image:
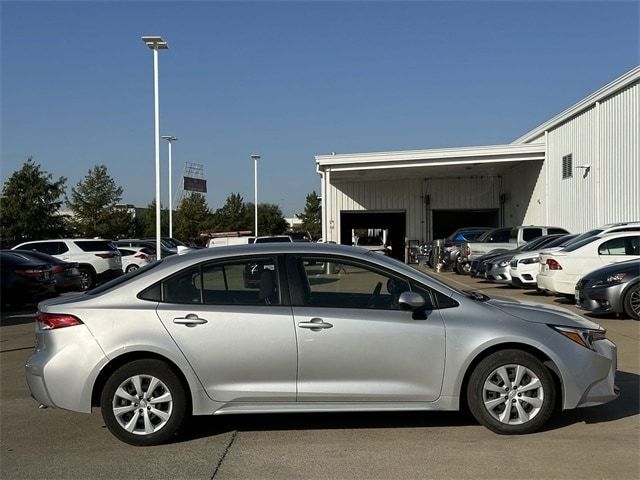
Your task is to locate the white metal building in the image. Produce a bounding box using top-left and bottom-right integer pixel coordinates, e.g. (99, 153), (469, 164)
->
(316, 66), (639, 257)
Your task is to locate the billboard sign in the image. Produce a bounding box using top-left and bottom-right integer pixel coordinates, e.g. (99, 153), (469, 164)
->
(184, 176), (207, 193)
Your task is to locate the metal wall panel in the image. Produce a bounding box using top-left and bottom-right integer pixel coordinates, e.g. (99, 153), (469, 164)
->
(543, 80), (639, 232)
(599, 81), (640, 224)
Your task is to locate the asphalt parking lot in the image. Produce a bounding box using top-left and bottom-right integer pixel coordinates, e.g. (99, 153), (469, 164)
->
(1, 271), (639, 480)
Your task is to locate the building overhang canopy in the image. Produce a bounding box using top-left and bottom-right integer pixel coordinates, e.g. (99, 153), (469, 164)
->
(316, 143), (545, 181)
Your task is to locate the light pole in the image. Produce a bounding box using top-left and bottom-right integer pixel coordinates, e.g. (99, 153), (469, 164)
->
(162, 135), (177, 238)
(251, 154), (261, 237)
(142, 35), (169, 259)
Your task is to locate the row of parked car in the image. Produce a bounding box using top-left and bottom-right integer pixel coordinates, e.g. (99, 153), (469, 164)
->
(0, 237), (185, 307)
(429, 222), (640, 320)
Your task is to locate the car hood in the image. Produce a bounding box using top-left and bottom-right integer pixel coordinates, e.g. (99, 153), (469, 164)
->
(485, 297), (601, 330)
(582, 259), (640, 281)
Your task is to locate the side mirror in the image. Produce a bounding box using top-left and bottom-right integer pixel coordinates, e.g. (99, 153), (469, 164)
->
(398, 291), (426, 312)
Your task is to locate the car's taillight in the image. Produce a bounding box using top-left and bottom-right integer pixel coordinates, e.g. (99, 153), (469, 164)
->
(547, 259), (563, 270)
(95, 252), (115, 259)
(463, 245), (471, 256)
(15, 268), (43, 278)
(37, 312), (83, 330)
(52, 265), (65, 274)
(134, 253), (148, 259)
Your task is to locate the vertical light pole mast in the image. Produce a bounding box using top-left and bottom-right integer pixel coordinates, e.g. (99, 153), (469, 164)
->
(142, 35), (169, 259)
(162, 135), (178, 238)
(251, 154), (261, 237)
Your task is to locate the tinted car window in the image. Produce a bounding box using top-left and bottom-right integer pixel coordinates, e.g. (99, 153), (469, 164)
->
(75, 241), (116, 252)
(297, 257), (410, 310)
(21, 241), (67, 255)
(201, 258), (280, 305)
(488, 229), (511, 243)
(162, 266), (202, 304)
(548, 228), (569, 235)
(522, 228), (543, 242)
(254, 237), (291, 243)
(598, 238), (627, 255)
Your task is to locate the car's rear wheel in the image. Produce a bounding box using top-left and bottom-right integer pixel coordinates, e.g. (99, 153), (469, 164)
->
(623, 284), (640, 320)
(467, 349), (555, 434)
(78, 267), (94, 290)
(100, 359), (187, 446)
(126, 264), (139, 273)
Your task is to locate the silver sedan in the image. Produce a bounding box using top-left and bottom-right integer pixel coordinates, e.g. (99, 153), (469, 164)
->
(26, 243), (618, 446)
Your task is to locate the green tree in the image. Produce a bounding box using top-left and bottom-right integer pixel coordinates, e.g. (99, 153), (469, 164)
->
(296, 191), (322, 240)
(0, 158), (68, 244)
(244, 202), (288, 236)
(212, 193), (249, 232)
(67, 165), (132, 238)
(174, 194), (212, 241)
(137, 200), (169, 238)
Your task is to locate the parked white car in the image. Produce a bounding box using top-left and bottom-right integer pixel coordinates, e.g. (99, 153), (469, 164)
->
(117, 247), (155, 273)
(13, 239), (123, 290)
(509, 234), (577, 288)
(537, 232), (640, 296)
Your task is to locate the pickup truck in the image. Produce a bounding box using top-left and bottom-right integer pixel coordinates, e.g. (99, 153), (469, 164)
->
(457, 225), (569, 274)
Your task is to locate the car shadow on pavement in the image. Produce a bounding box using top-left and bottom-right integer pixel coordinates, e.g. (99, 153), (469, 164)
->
(175, 371), (639, 443)
(1, 306), (37, 327)
(541, 370), (639, 431)
(177, 410), (476, 443)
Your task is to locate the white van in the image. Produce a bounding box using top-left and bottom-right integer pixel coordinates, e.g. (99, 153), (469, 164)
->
(207, 236), (255, 248)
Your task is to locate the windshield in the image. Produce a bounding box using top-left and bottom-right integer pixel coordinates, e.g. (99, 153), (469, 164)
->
(447, 229), (487, 242)
(85, 261), (163, 295)
(563, 236), (600, 252)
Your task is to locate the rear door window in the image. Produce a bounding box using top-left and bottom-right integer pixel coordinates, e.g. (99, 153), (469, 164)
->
(598, 237), (627, 255)
(489, 229), (511, 243)
(21, 241), (67, 255)
(522, 228), (543, 242)
(75, 240), (116, 252)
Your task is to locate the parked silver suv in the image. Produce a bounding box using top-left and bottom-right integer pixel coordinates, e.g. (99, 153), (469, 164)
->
(13, 239), (122, 289)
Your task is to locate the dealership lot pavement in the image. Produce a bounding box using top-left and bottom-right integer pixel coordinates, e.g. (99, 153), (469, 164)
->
(1, 272), (638, 479)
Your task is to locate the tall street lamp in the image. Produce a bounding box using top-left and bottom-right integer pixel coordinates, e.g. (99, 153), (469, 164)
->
(251, 154), (261, 237)
(141, 35), (169, 259)
(161, 135), (177, 238)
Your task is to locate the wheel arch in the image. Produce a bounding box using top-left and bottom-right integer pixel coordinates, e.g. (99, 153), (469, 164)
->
(77, 263), (97, 275)
(91, 351), (193, 412)
(458, 342), (564, 412)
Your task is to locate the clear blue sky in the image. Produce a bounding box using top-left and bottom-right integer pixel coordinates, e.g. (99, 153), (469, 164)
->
(2, 1), (638, 216)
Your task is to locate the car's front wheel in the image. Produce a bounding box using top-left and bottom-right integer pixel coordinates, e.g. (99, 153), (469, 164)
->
(623, 284), (640, 320)
(467, 349), (555, 434)
(100, 359), (187, 446)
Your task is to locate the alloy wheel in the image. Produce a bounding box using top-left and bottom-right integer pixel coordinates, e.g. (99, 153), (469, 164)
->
(630, 287), (640, 317)
(482, 364), (544, 425)
(112, 374), (173, 435)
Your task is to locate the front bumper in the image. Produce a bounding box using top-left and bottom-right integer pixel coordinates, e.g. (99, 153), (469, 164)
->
(575, 339), (619, 408)
(509, 266), (538, 287)
(575, 283), (626, 315)
(486, 264), (512, 283)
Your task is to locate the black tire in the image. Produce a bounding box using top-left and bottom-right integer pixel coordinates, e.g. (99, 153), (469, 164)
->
(78, 266), (95, 291)
(467, 349), (556, 435)
(100, 359), (187, 446)
(126, 264), (139, 273)
(623, 284), (640, 320)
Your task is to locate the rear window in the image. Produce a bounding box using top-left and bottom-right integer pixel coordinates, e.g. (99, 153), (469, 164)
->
(522, 228), (543, 242)
(565, 229), (604, 247)
(254, 237), (291, 243)
(546, 235), (577, 248)
(357, 237), (383, 246)
(75, 241), (117, 252)
(563, 236), (600, 252)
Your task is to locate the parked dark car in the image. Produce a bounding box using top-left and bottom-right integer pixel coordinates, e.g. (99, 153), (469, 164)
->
(285, 231), (312, 242)
(10, 250), (83, 293)
(576, 259), (640, 319)
(0, 251), (56, 306)
(471, 235), (566, 278)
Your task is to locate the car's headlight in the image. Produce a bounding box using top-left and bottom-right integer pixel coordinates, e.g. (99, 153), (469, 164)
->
(520, 256), (540, 265)
(591, 272), (627, 288)
(551, 325), (607, 350)
(498, 260), (509, 267)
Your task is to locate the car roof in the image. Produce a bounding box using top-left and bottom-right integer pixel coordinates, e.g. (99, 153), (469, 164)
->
(597, 231), (640, 238)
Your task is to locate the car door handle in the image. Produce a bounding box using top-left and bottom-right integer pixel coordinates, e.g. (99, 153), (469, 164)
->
(173, 314), (208, 326)
(298, 318), (333, 330)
